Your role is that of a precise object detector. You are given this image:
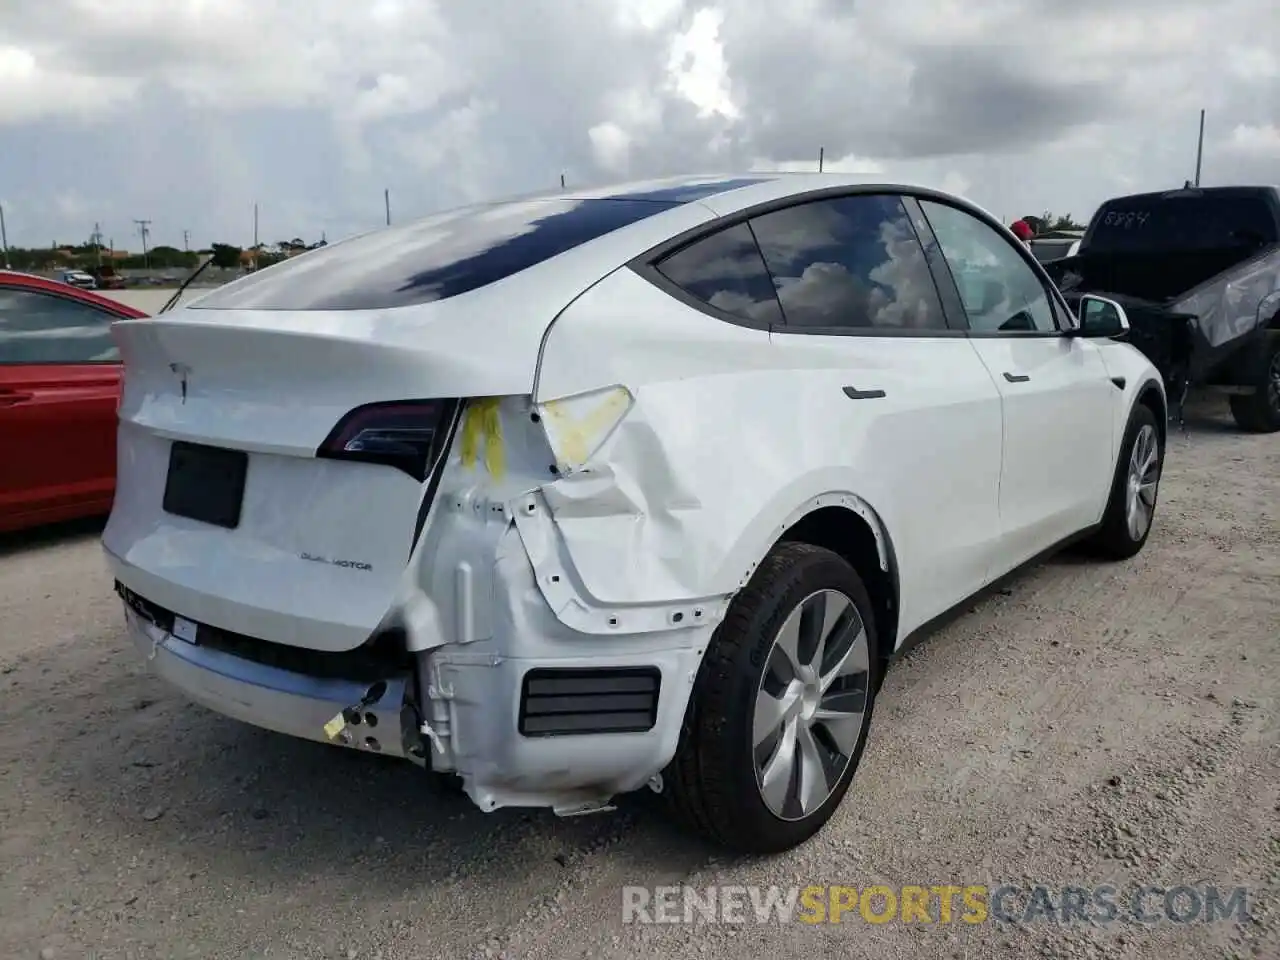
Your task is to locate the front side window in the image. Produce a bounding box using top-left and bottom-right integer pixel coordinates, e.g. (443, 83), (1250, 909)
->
(747, 194), (949, 332)
(919, 200), (1058, 334)
(0, 287), (120, 364)
(655, 222), (784, 326)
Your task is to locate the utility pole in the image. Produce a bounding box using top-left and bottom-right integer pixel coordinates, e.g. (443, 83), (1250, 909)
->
(91, 222), (103, 266)
(1194, 109), (1205, 187)
(818, 147), (824, 172)
(0, 201), (9, 269)
(182, 229), (190, 251)
(384, 189), (391, 226)
(133, 219), (152, 269)
(253, 203), (259, 249)
(560, 173), (566, 190)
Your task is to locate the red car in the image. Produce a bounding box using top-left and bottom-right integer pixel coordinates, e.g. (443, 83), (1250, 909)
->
(0, 270), (148, 534)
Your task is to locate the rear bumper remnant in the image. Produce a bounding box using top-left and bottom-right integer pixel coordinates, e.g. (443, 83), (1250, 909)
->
(121, 606), (414, 758)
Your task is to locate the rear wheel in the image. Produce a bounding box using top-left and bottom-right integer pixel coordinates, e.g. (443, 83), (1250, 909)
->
(664, 542), (879, 854)
(1085, 402), (1163, 560)
(1228, 334), (1280, 433)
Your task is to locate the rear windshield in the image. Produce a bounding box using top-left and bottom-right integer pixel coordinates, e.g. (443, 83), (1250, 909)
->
(190, 197), (677, 311)
(1086, 192), (1279, 254)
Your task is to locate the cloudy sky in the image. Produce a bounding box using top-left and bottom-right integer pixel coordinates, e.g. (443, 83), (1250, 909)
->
(1, 0), (1276, 252)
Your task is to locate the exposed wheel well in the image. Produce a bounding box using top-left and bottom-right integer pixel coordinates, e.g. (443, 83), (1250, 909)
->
(778, 506), (898, 658)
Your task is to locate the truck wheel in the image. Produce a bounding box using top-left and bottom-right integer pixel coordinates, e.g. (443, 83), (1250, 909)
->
(1085, 402), (1163, 560)
(1228, 335), (1280, 433)
(664, 542), (880, 855)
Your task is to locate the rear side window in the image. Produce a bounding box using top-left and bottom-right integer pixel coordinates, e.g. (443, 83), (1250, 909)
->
(655, 222), (784, 325)
(748, 195), (948, 331)
(1088, 193), (1280, 254)
(0, 287), (120, 363)
(190, 198), (679, 311)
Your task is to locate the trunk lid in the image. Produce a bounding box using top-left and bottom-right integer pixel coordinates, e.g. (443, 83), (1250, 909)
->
(102, 300), (536, 654)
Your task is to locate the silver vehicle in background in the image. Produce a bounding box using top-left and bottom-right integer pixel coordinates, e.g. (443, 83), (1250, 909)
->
(59, 269), (97, 289)
(1030, 231), (1084, 264)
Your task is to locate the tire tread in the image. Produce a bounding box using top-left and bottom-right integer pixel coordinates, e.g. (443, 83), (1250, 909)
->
(665, 542), (872, 852)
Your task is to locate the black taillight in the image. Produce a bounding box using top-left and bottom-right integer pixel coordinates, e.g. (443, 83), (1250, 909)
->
(316, 399), (458, 482)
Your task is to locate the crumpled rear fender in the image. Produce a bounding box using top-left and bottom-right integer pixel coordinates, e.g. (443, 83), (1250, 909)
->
(394, 389), (899, 647)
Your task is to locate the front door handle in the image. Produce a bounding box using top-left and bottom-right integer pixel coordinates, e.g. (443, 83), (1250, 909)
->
(1002, 372), (1031, 383)
(0, 389), (34, 407)
(843, 386), (886, 400)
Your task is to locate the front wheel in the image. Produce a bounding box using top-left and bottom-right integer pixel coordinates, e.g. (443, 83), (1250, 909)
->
(664, 542), (880, 855)
(1084, 402), (1163, 560)
(1227, 334), (1280, 433)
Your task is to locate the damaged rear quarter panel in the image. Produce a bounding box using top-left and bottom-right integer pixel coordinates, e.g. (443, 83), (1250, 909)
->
(527, 266), (906, 632)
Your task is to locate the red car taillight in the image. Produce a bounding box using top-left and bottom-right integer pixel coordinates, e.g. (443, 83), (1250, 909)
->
(316, 399), (459, 482)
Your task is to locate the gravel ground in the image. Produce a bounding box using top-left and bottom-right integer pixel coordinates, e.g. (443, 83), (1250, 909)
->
(1, 396), (1276, 960)
(100, 289), (207, 314)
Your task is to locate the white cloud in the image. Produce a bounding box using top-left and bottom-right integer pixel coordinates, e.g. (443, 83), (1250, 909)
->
(589, 122), (634, 174)
(1224, 123), (1280, 159)
(0, 0), (1275, 248)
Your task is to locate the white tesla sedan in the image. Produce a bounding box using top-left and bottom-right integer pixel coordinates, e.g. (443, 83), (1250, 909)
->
(103, 173), (1165, 854)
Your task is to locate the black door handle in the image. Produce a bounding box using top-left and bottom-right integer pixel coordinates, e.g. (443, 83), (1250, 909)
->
(1002, 372), (1031, 383)
(843, 386), (886, 400)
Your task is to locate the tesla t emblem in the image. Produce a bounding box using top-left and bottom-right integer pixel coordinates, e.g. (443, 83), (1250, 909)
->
(169, 362), (191, 403)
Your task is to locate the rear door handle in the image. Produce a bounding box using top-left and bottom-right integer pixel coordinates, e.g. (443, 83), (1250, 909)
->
(1002, 372), (1031, 383)
(843, 386), (886, 400)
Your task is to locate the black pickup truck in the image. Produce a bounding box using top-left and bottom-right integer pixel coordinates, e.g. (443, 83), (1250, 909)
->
(1044, 185), (1280, 432)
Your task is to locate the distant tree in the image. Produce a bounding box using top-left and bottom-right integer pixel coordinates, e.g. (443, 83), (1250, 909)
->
(146, 245), (198, 269)
(209, 243), (243, 269)
(1033, 211), (1087, 233)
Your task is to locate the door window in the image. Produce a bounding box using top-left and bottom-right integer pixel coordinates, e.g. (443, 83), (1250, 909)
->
(655, 222), (785, 325)
(0, 287), (121, 363)
(919, 200), (1059, 334)
(747, 194), (949, 332)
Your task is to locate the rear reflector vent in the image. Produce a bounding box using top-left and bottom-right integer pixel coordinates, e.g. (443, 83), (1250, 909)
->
(518, 667), (661, 737)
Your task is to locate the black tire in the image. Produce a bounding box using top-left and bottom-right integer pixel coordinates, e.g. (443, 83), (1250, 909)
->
(663, 542), (880, 855)
(1084, 402), (1164, 560)
(1227, 334), (1280, 433)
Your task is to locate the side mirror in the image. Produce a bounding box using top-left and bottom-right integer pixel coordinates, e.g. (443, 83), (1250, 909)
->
(1074, 294), (1130, 338)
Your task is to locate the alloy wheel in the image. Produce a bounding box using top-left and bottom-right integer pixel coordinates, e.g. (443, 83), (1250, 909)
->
(1125, 423), (1161, 541)
(752, 589), (871, 821)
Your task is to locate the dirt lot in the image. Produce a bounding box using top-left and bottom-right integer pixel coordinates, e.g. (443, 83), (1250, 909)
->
(1, 396), (1276, 960)
(98, 289), (207, 315)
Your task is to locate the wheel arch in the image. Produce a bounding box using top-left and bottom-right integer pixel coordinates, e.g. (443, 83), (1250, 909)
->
(768, 500), (902, 661)
(1134, 377), (1167, 449)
